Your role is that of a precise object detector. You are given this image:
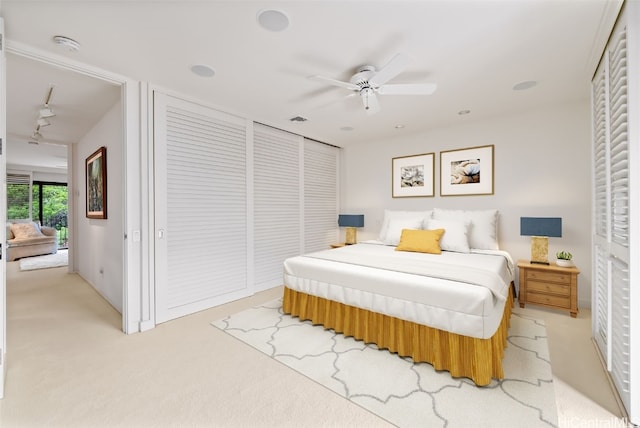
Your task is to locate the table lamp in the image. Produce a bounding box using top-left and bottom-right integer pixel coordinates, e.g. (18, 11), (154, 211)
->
(338, 214), (364, 245)
(520, 217), (562, 265)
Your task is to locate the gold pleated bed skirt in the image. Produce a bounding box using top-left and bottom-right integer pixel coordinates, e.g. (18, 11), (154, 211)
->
(282, 285), (514, 386)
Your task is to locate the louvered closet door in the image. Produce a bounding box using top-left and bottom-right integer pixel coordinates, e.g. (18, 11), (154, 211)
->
(591, 20), (632, 415)
(154, 94), (250, 323)
(253, 124), (302, 291)
(304, 139), (339, 253)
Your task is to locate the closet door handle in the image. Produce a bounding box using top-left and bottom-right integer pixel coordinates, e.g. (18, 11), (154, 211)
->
(158, 229), (165, 239)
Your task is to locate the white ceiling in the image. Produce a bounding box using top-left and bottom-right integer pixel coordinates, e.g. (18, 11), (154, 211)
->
(1, 0), (622, 170)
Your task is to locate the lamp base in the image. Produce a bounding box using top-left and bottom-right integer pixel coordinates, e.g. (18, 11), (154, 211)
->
(345, 227), (357, 245)
(530, 236), (549, 265)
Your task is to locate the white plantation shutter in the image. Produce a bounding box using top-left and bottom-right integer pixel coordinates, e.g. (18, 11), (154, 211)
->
(591, 7), (638, 422)
(304, 138), (339, 253)
(253, 124), (302, 290)
(592, 65), (608, 237)
(592, 245), (609, 357)
(610, 257), (631, 401)
(155, 94), (250, 322)
(608, 30), (629, 248)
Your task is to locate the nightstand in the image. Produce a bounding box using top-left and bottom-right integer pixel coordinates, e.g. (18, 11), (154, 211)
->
(330, 243), (346, 248)
(517, 260), (579, 317)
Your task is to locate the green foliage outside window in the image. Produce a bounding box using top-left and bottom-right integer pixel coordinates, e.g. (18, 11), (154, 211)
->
(7, 183), (30, 220)
(6, 182), (68, 248)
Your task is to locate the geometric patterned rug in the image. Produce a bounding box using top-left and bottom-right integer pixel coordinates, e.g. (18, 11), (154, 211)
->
(212, 299), (559, 427)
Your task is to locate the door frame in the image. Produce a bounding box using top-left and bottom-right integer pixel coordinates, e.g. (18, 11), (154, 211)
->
(3, 40), (146, 335)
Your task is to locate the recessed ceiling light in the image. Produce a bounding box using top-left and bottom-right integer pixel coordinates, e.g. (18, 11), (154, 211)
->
(458, 110), (471, 115)
(290, 116), (307, 122)
(257, 9), (290, 32)
(513, 80), (537, 91)
(340, 126), (354, 132)
(191, 64), (216, 78)
(52, 35), (80, 52)
(395, 124), (405, 129)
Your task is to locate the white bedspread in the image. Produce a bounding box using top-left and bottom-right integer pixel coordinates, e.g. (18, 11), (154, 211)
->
(283, 243), (514, 339)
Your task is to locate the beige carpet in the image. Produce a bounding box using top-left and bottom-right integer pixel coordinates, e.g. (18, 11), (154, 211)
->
(2, 262), (624, 428)
(213, 300), (559, 427)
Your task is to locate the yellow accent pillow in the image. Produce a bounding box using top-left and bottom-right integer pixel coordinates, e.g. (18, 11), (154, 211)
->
(395, 229), (445, 254)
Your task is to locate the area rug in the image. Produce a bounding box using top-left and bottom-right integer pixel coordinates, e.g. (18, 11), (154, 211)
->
(212, 300), (559, 428)
(19, 249), (68, 271)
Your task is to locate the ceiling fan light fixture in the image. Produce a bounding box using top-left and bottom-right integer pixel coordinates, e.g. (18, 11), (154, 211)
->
(257, 9), (290, 32)
(53, 35), (81, 52)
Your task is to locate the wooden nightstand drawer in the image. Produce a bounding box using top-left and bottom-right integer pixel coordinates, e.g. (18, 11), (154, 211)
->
(517, 259), (579, 317)
(526, 270), (570, 284)
(527, 292), (570, 308)
(527, 280), (570, 296)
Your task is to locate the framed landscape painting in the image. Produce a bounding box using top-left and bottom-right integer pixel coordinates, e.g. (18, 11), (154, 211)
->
(392, 152), (435, 198)
(440, 144), (494, 196)
(86, 146), (107, 219)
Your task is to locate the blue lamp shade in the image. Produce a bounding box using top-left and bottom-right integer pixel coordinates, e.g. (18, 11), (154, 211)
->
(338, 214), (364, 228)
(520, 217), (562, 238)
(338, 214), (364, 245)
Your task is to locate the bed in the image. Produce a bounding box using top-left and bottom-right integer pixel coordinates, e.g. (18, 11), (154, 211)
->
(282, 208), (515, 386)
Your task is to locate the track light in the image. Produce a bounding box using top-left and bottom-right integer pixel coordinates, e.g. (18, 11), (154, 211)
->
(37, 118), (51, 127)
(39, 107), (55, 118)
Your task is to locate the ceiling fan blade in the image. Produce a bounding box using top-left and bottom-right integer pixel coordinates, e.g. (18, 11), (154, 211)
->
(368, 53), (409, 87)
(378, 83), (437, 95)
(360, 88), (380, 114)
(308, 75), (359, 91)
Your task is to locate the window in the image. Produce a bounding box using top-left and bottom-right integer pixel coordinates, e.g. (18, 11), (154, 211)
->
(32, 181), (69, 249)
(7, 173), (31, 220)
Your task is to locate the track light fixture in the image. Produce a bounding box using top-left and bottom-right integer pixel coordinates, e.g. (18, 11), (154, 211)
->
(39, 107), (55, 118)
(32, 85), (55, 140)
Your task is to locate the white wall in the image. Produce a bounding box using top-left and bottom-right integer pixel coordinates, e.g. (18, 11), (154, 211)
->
(32, 171), (67, 183)
(73, 102), (123, 312)
(341, 100), (592, 308)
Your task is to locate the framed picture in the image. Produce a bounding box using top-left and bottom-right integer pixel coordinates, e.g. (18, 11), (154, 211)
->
(440, 144), (494, 196)
(392, 152), (435, 198)
(86, 146), (107, 219)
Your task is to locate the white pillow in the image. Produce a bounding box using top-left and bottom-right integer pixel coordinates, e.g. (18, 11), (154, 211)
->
(383, 217), (425, 246)
(378, 210), (432, 242)
(427, 218), (470, 253)
(432, 208), (499, 250)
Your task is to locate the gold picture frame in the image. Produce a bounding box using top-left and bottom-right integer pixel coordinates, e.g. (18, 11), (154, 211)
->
(392, 152), (435, 198)
(440, 145), (494, 196)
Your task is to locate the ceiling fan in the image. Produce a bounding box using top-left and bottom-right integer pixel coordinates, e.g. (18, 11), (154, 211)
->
(309, 53), (437, 115)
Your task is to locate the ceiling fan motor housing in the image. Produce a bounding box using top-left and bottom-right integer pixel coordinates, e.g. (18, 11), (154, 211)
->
(350, 66), (377, 88)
